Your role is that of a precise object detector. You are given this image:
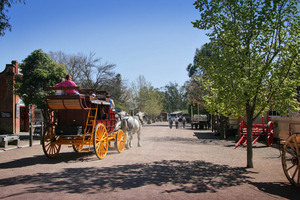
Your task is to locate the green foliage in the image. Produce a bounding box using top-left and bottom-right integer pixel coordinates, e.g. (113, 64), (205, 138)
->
(128, 75), (163, 117)
(185, 47), (212, 115)
(0, 0), (25, 36)
(192, 0), (299, 167)
(188, 103), (209, 116)
(143, 88), (163, 118)
(15, 49), (66, 123)
(193, 0), (300, 120)
(163, 82), (186, 113)
(187, 47), (212, 78)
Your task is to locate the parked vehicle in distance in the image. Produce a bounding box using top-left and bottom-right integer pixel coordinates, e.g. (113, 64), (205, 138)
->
(191, 114), (209, 130)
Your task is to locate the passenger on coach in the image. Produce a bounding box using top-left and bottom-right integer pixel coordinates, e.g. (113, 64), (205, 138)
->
(55, 74), (79, 95)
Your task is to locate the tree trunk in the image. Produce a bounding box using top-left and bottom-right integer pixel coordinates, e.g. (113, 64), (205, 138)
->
(219, 115), (228, 140)
(246, 107), (254, 168)
(41, 108), (53, 128)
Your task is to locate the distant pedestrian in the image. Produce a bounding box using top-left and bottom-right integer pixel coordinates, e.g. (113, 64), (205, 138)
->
(175, 116), (179, 129)
(168, 117), (173, 129)
(182, 117), (186, 128)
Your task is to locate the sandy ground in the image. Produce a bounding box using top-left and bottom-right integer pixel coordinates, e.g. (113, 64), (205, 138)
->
(0, 122), (299, 200)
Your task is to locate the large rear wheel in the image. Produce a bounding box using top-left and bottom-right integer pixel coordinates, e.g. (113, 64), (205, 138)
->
(282, 134), (300, 186)
(42, 124), (61, 158)
(93, 124), (108, 159)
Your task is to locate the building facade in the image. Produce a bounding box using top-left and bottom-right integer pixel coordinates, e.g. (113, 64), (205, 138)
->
(0, 61), (34, 134)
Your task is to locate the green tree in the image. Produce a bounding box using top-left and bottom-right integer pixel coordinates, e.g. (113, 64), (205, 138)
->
(193, 0), (300, 168)
(0, 0), (25, 36)
(109, 73), (129, 110)
(187, 46), (230, 139)
(15, 49), (66, 125)
(163, 82), (186, 113)
(144, 87), (163, 121)
(187, 46), (212, 78)
(186, 47), (212, 104)
(128, 75), (163, 119)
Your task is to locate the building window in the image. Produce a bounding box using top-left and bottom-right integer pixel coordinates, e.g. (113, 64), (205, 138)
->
(269, 110), (281, 117)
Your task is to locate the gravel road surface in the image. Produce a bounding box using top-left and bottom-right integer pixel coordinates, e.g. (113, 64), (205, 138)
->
(0, 122), (299, 199)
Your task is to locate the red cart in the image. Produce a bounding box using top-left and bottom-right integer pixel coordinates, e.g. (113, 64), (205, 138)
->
(234, 112), (274, 149)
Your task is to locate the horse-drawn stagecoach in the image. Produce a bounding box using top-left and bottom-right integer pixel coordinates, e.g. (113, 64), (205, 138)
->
(42, 86), (125, 160)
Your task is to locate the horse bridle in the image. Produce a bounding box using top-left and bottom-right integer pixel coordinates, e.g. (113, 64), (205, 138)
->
(136, 115), (144, 125)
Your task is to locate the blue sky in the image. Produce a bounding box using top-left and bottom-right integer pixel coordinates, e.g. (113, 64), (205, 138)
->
(0, 0), (209, 88)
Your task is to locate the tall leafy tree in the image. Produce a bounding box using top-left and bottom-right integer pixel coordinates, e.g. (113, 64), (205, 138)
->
(144, 87), (163, 120)
(163, 82), (186, 113)
(187, 46), (230, 139)
(15, 49), (66, 125)
(109, 73), (129, 109)
(129, 75), (163, 118)
(193, 0), (299, 167)
(187, 46), (212, 78)
(0, 0), (25, 36)
(186, 46), (213, 104)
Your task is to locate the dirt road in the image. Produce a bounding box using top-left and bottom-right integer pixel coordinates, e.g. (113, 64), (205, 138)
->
(0, 122), (298, 199)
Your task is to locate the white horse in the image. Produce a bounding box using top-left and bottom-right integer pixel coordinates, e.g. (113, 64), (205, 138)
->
(118, 111), (144, 149)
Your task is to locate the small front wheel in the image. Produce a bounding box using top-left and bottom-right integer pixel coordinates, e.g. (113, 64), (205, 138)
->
(73, 144), (83, 152)
(115, 130), (125, 153)
(42, 124), (61, 158)
(93, 124), (108, 160)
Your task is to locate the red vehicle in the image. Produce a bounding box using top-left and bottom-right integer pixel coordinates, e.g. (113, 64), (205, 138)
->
(234, 112), (274, 149)
(43, 87), (125, 160)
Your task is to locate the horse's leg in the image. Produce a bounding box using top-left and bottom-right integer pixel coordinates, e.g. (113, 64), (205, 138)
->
(128, 132), (133, 148)
(125, 132), (130, 149)
(137, 129), (142, 147)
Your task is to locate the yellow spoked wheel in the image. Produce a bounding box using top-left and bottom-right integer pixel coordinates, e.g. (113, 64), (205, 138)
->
(115, 130), (125, 153)
(93, 124), (108, 160)
(282, 134), (300, 186)
(42, 124), (61, 159)
(73, 144), (83, 152)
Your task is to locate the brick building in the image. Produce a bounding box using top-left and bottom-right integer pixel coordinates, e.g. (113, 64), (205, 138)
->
(0, 61), (34, 134)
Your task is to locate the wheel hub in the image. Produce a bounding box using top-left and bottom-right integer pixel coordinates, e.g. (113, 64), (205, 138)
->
(51, 136), (58, 142)
(291, 156), (298, 165)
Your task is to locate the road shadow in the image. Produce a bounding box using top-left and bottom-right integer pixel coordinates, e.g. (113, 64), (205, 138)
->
(0, 151), (101, 169)
(250, 182), (299, 200)
(18, 135), (41, 140)
(193, 132), (221, 140)
(0, 160), (255, 198)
